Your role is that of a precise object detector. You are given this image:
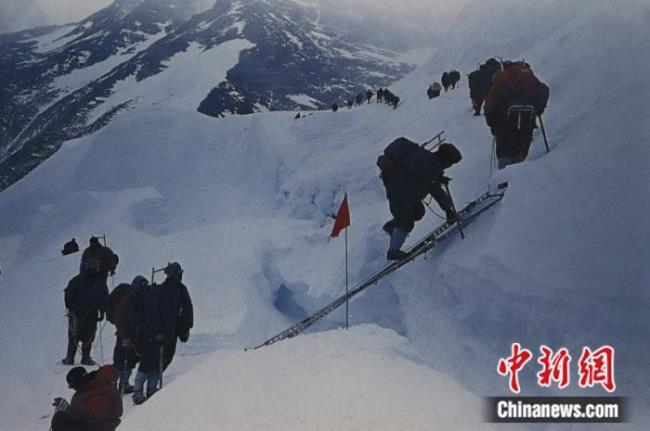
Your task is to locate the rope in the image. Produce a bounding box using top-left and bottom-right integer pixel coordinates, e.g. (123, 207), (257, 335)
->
(423, 197), (445, 220)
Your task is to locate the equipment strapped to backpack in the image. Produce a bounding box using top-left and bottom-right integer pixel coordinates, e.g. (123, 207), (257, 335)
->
(377, 132), (448, 174)
(377, 135), (460, 186)
(506, 105), (535, 130)
(421, 130), (446, 150)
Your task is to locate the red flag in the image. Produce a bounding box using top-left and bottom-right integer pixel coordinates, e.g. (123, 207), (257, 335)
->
(330, 194), (351, 238)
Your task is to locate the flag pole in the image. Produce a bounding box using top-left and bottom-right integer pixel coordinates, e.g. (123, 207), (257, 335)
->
(345, 227), (349, 330)
(330, 192), (351, 329)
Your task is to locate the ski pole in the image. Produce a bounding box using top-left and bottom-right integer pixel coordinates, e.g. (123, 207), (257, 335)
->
(489, 137), (496, 179)
(444, 183), (465, 240)
(538, 114), (550, 153)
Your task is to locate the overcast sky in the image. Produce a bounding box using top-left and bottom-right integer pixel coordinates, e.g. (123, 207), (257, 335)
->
(0, 0), (112, 32)
(36, 0), (113, 24)
(1, 0), (467, 34)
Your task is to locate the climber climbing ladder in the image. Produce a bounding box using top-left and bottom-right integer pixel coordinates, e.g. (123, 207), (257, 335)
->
(250, 188), (506, 350)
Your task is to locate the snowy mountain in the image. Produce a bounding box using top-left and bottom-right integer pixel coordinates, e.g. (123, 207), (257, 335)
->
(194, 0), (413, 117)
(0, 0), (206, 189)
(0, 0), (413, 191)
(0, 0), (648, 430)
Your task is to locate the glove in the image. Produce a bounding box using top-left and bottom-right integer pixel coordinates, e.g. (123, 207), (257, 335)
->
(52, 398), (69, 413)
(445, 209), (458, 224)
(438, 175), (451, 185)
(155, 334), (166, 344)
(121, 338), (134, 349)
(178, 329), (190, 343)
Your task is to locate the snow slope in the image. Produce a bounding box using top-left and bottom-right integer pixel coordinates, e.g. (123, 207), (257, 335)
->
(122, 326), (496, 431)
(0, 0), (648, 429)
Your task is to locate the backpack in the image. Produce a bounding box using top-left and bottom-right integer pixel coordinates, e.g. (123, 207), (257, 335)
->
(468, 70), (481, 88)
(378, 138), (416, 174)
(500, 62), (549, 113)
(107, 250), (119, 272)
(377, 138), (442, 182)
(106, 283), (131, 324)
(506, 105), (536, 131)
(62, 239), (79, 256)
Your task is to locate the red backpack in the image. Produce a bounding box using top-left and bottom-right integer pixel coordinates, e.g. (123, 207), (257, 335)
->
(500, 62), (549, 111)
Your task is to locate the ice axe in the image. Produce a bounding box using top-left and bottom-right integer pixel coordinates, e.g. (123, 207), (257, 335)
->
(150, 265), (168, 285)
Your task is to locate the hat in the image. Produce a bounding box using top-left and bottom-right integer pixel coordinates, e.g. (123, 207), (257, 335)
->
(66, 367), (87, 389)
(131, 275), (149, 287)
(131, 275), (149, 288)
(437, 143), (463, 166)
(164, 262), (183, 278)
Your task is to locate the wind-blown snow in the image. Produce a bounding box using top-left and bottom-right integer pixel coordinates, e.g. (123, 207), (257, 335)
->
(0, 1), (648, 430)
